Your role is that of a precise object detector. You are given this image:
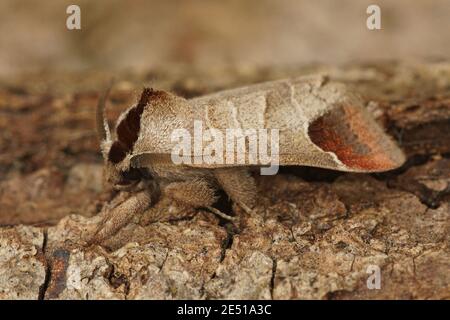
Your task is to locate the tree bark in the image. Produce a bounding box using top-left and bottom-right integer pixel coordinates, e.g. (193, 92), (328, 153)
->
(0, 61), (448, 299)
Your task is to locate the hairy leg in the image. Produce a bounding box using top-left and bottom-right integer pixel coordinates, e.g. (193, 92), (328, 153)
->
(165, 178), (218, 207)
(140, 178), (234, 224)
(87, 190), (152, 245)
(214, 167), (257, 213)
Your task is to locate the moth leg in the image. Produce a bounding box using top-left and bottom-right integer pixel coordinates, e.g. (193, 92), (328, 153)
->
(87, 190), (152, 245)
(140, 178), (234, 224)
(167, 179), (237, 221)
(214, 167), (257, 214)
(165, 178), (218, 207)
(205, 206), (236, 221)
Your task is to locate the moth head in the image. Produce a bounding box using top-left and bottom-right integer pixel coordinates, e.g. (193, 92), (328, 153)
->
(102, 161), (141, 190)
(97, 86), (180, 188)
(96, 82), (144, 189)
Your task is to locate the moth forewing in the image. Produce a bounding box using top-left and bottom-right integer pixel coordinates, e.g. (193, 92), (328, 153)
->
(128, 76), (405, 173)
(96, 75), (406, 185)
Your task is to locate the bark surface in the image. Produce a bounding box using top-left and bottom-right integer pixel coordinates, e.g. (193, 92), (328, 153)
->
(0, 62), (449, 299)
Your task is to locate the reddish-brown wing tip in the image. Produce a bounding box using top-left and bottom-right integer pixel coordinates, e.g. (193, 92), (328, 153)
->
(308, 103), (405, 172)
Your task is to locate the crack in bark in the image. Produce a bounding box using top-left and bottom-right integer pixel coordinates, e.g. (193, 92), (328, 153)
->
(270, 259), (277, 299)
(218, 222), (237, 263)
(38, 228), (50, 300)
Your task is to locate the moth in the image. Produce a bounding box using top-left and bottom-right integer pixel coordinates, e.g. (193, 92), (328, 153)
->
(89, 75), (405, 244)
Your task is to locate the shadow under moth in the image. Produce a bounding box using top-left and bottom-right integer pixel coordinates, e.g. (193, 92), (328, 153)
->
(88, 75), (405, 244)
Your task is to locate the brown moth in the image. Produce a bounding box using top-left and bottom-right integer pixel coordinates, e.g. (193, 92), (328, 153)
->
(89, 75), (405, 244)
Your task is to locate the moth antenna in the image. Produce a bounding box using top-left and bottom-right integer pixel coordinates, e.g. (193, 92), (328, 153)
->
(96, 79), (114, 143)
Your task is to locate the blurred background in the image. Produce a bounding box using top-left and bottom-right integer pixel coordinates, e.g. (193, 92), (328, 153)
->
(0, 0), (449, 77)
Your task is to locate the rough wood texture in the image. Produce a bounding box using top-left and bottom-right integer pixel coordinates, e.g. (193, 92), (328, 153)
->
(0, 61), (449, 299)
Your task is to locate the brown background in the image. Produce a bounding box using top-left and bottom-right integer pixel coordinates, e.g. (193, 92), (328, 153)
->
(1, 0), (449, 77)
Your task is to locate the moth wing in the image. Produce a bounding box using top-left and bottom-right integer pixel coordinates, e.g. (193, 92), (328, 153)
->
(130, 77), (405, 173)
(190, 77), (405, 172)
(130, 152), (245, 169)
(305, 102), (406, 172)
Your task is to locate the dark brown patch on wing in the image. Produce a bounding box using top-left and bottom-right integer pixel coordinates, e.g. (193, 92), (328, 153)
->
(108, 140), (128, 164)
(108, 88), (163, 163)
(308, 104), (404, 172)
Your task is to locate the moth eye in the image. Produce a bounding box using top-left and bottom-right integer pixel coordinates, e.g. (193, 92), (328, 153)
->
(115, 168), (142, 186)
(122, 168), (141, 181)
